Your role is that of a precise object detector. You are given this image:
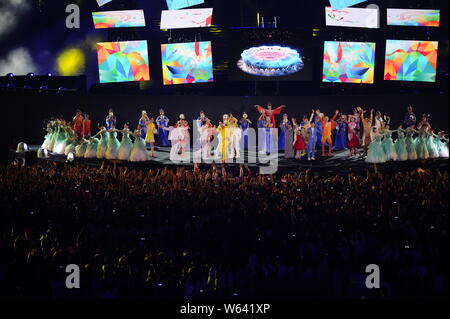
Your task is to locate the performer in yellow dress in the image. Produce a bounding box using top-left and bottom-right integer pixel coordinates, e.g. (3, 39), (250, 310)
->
(216, 122), (229, 163)
(145, 117), (157, 157)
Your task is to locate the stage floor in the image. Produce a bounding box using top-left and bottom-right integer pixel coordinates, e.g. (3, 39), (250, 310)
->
(13, 145), (450, 174)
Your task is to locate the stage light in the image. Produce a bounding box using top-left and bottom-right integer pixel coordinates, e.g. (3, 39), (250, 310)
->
(47, 72), (53, 76)
(67, 152), (75, 162)
(6, 73), (14, 77)
(16, 142), (28, 153)
(27, 72), (35, 76)
(56, 48), (86, 76)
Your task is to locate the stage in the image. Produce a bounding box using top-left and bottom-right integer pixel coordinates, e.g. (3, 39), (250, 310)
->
(12, 145), (450, 175)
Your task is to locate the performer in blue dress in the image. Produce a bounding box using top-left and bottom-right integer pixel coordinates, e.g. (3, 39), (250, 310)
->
(156, 109), (170, 146)
(403, 105), (417, 128)
(138, 110), (149, 139)
(313, 109), (323, 148)
(257, 114), (267, 154)
(278, 114), (290, 151)
(240, 112), (252, 150)
(333, 114), (348, 150)
(106, 108), (116, 130)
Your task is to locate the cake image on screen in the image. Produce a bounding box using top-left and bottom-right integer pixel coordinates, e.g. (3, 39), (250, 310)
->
(97, 41), (150, 83)
(237, 46), (304, 77)
(384, 40), (438, 82)
(161, 41), (213, 85)
(323, 41), (376, 84)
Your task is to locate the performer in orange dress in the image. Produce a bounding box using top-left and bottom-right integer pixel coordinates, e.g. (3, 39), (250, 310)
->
(73, 109), (84, 138)
(254, 102), (286, 128)
(82, 113), (91, 138)
(319, 110), (339, 156)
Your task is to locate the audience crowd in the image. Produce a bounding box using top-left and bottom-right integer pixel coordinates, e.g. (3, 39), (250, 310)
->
(0, 162), (448, 299)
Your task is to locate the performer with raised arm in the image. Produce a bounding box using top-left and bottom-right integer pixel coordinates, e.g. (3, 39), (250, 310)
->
(195, 111), (208, 149)
(156, 109), (170, 147)
(319, 110), (339, 156)
(254, 102), (286, 128)
(106, 108), (117, 130)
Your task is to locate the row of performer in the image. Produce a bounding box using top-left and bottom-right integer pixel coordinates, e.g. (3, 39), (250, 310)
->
(40, 104), (449, 163)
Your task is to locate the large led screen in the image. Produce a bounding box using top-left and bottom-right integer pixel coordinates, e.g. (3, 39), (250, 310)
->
(166, 0), (205, 11)
(329, 0), (367, 10)
(92, 10), (146, 29)
(97, 41), (150, 83)
(160, 8), (213, 29)
(161, 41), (213, 85)
(387, 9), (440, 27)
(323, 41), (376, 84)
(384, 40), (438, 82)
(228, 29), (313, 81)
(96, 0), (113, 6)
(325, 6), (379, 28)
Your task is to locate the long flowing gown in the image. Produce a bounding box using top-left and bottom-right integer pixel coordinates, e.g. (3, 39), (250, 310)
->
(366, 135), (387, 163)
(96, 130), (109, 159)
(333, 121), (348, 150)
(395, 131), (408, 161)
(156, 115), (170, 146)
(382, 131), (398, 161)
(130, 131), (149, 162)
(84, 138), (99, 158)
(405, 130), (418, 160)
(118, 130), (133, 161)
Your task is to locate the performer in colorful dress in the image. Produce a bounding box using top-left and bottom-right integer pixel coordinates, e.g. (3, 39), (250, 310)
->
(145, 117), (157, 158)
(333, 114), (348, 151)
(278, 114), (291, 151)
(106, 109), (116, 130)
(96, 125), (108, 159)
(199, 119), (214, 160)
(138, 110), (149, 139)
(395, 126), (408, 161)
(156, 109), (170, 147)
(360, 108), (374, 156)
(293, 125), (306, 160)
(306, 121), (318, 161)
(347, 115), (360, 157)
(319, 110), (339, 156)
(195, 111), (208, 149)
(405, 127), (418, 161)
(105, 124), (120, 160)
(177, 114), (190, 152)
(403, 106), (417, 128)
(117, 123), (133, 161)
(380, 125), (398, 161)
(72, 109), (84, 139)
(82, 113), (91, 138)
(366, 127), (387, 164)
(254, 102), (286, 128)
(130, 125), (149, 162)
(240, 112), (252, 150)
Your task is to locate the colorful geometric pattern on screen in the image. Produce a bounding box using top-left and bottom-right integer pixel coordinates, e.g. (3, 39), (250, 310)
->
(387, 9), (440, 27)
(97, 41), (150, 83)
(323, 41), (376, 84)
(161, 41), (213, 85)
(384, 40), (438, 82)
(92, 10), (146, 29)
